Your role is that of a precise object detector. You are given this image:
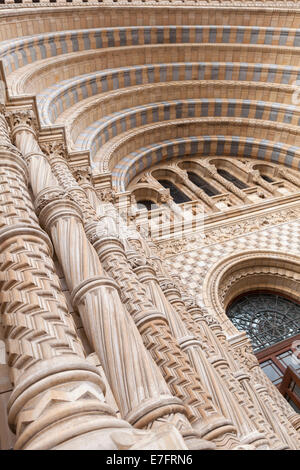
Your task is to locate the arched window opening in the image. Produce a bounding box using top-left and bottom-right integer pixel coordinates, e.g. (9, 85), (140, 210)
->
(227, 293), (300, 353)
(137, 200), (157, 211)
(261, 174), (274, 183)
(217, 169), (248, 189)
(187, 171), (220, 197)
(227, 292), (300, 390)
(158, 179), (190, 204)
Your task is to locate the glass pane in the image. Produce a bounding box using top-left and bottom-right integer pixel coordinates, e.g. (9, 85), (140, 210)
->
(137, 200), (157, 211)
(227, 293), (300, 352)
(217, 169), (248, 189)
(288, 382), (300, 398)
(158, 180), (191, 204)
(261, 174), (274, 183)
(260, 359), (283, 385)
(277, 350), (300, 373)
(187, 172), (220, 196)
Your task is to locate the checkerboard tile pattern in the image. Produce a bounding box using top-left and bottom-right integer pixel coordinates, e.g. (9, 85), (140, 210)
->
(167, 219), (300, 304)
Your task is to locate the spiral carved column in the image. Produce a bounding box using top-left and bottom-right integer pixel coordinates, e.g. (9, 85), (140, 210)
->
(39, 145), (216, 450)
(0, 111), (145, 450)
(40, 200), (187, 430)
(128, 238), (294, 449)
(66, 182), (248, 448)
(202, 163), (251, 204)
(41, 142), (247, 450)
(125, 249), (266, 449)
(6, 109), (190, 450)
(187, 302), (300, 450)
(142, 237), (300, 449)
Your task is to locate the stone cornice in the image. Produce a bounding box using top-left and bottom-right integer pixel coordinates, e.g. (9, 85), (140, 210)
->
(0, 2), (300, 10)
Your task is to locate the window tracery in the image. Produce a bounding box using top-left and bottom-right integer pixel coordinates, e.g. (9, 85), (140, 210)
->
(226, 293), (300, 353)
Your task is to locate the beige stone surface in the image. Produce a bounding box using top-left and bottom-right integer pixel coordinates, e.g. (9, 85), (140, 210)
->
(0, 2), (299, 450)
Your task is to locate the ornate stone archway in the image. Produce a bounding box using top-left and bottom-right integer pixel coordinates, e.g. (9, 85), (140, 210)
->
(202, 250), (300, 338)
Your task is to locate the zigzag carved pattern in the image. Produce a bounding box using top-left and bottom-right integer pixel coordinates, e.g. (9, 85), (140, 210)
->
(0, 238), (84, 372)
(0, 169), (38, 227)
(16, 381), (106, 438)
(140, 318), (217, 423)
(103, 252), (217, 423)
(104, 254), (163, 314)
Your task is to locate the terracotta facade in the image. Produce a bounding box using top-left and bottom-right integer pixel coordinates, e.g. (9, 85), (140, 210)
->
(0, 1), (299, 450)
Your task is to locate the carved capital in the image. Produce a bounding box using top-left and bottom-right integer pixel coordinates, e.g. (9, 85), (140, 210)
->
(232, 343), (259, 370)
(182, 296), (199, 310)
(35, 187), (70, 216)
(73, 166), (92, 185)
(6, 109), (37, 136)
(41, 140), (66, 161)
(127, 252), (149, 269)
(158, 190), (171, 204)
(96, 188), (116, 203)
(204, 163), (218, 177)
(202, 314), (222, 329)
(159, 278), (180, 294)
(277, 167), (288, 178)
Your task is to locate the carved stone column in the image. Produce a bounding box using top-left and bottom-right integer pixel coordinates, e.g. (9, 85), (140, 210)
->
(86, 225), (233, 447)
(189, 305), (300, 450)
(7, 111), (189, 449)
(202, 163), (251, 203)
(40, 145), (243, 449)
(248, 169), (278, 195)
(170, 167), (217, 212)
(157, 278), (272, 448)
(40, 200), (187, 428)
(125, 250), (267, 449)
(140, 248), (293, 449)
(0, 111), (141, 450)
(74, 190), (258, 449)
(145, 176), (191, 218)
(276, 167), (300, 188)
(125, 237), (280, 449)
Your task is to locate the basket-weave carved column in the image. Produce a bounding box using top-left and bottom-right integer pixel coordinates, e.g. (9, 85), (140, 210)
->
(40, 146), (218, 450)
(0, 110), (143, 450)
(7, 110), (198, 450)
(47, 159), (256, 450)
(138, 239), (300, 449)
(124, 245), (270, 449)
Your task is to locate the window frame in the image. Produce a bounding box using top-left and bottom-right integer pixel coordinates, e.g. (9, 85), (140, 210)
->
(256, 334), (300, 386)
